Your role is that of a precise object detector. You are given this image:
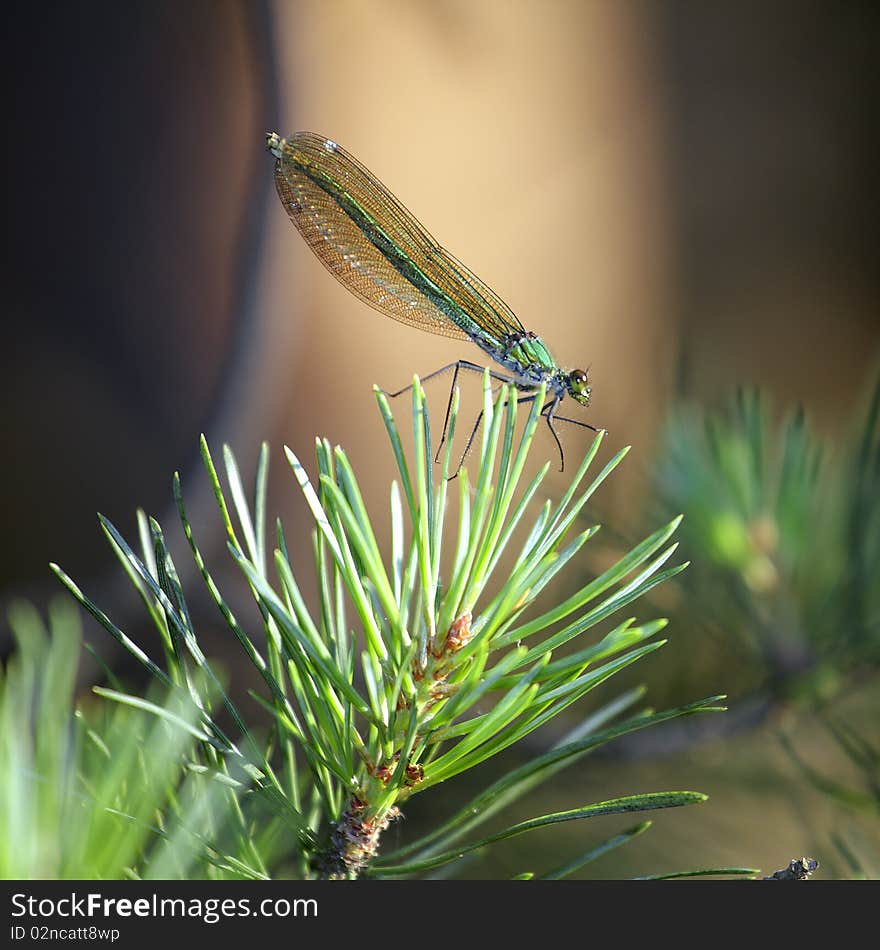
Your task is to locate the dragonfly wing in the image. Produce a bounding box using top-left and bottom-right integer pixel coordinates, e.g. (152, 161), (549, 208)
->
(274, 132), (525, 344)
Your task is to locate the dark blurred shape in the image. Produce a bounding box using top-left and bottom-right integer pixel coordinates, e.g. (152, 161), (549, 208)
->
(762, 856), (819, 880)
(657, 0), (880, 421)
(2, 2), (273, 626)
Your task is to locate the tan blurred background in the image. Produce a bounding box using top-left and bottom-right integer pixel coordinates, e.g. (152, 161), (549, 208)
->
(262, 0), (677, 498)
(3, 0), (878, 877)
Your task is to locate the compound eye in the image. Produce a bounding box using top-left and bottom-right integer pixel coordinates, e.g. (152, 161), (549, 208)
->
(571, 369), (589, 390)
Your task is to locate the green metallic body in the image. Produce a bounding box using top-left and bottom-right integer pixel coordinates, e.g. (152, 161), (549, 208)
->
(266, 131), (594, 466)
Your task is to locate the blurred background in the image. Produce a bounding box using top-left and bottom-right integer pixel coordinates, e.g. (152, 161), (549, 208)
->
(3, 0), (878, 878)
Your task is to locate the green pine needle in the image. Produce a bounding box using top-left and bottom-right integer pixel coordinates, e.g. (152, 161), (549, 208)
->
(43, 373), (716, 878)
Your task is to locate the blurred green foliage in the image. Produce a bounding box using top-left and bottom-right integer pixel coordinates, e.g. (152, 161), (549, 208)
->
(651, 379), (879, 702)
(0, 599), (263, 879)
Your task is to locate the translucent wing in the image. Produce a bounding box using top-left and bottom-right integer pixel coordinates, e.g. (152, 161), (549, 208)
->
(272, 132), (526, 344)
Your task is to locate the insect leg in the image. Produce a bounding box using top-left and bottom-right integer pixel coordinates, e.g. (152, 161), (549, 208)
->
(384, 360), (514, 469)
(542, 397), (567, 473)
(383, 360), (486, 399)
(437, 370), (515, 464)
(434, 361), (464, 463)
(545, 411), (600, 434)
(449, 387), (539, 480)
(450, 405), (486, 480)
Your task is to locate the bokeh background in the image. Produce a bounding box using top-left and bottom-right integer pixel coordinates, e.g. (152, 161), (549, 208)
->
(3, 0), (878, 878)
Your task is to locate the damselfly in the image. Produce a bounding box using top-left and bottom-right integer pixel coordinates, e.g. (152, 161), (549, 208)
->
(266, 131), (598, 472)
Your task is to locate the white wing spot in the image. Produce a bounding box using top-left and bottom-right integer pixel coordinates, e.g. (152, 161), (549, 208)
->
(324, 139), (338, 152)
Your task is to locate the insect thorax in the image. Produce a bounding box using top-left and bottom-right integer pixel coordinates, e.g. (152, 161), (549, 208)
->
(479, 332), (568, 398)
